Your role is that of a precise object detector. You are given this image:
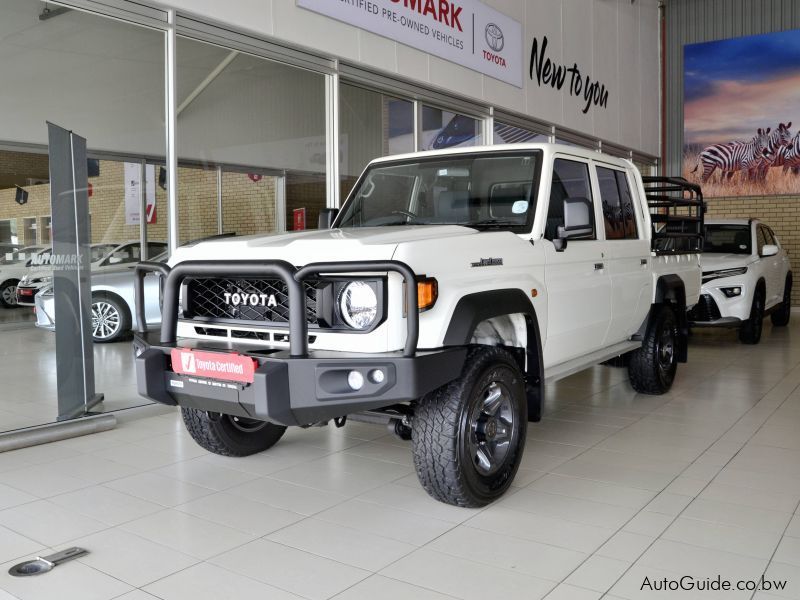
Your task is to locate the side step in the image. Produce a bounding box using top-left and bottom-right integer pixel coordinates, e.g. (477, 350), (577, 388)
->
(544, 340), (641, 385)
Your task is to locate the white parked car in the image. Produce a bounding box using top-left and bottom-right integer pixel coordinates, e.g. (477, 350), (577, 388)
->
(689, 219), (792, 343)
(34, 250), (168, 342)
(16, 241), (168, 306)
(133, 144), (703, 507)
(0, 246), (50, 308)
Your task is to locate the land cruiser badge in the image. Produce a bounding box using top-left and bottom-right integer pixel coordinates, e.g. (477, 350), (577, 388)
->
(471, 258), (503, 268)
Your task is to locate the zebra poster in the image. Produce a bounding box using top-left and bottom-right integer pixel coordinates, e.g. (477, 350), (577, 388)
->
(683, 29), (800, 197)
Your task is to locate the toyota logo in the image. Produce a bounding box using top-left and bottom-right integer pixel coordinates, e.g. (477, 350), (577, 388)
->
(485, 23), (504, 52)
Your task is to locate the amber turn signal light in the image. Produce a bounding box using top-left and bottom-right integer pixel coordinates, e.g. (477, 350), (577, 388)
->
(417, 277), (438, 312)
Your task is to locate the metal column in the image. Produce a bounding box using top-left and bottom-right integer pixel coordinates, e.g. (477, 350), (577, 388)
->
(165, 9), (179, 253)
(325, 71), (340, 209)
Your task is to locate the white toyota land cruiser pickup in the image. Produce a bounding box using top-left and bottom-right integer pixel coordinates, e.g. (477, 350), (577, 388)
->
(134, 144), (703, 507)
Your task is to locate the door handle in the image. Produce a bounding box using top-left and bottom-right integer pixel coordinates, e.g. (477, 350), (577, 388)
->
(594, 263), (604, 270)
(641, 259), (648, 265)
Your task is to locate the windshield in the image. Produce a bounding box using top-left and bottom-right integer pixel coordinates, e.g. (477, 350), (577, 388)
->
(704, 225), (751, 255)
(337, 151), (540, 231)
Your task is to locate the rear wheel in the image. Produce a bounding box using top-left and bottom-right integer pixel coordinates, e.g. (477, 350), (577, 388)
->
(412, 347), (527, 507)
(0, 279), (19, 308)
(628, 305), (678, 394)
(182, 407), (287, 456)
(771, 276), (792, 327)
(739, 289), (765, 344)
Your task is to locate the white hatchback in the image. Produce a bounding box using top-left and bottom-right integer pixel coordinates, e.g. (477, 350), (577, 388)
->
(689, 219), (792, 343)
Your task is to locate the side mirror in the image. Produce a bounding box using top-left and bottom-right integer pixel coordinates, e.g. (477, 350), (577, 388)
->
(318, 208), (339, 230)
(761, 244), (779, 257)
(108, 256), (123, 264)
(554, 197), (593, 251)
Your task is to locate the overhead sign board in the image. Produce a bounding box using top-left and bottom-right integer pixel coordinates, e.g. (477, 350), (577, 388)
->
(297, 0), (523, 88)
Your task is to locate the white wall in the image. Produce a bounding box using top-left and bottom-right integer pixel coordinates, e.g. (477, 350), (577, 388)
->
(161, 0), (661, 156)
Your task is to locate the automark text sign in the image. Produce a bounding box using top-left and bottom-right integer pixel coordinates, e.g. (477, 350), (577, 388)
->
(297, 0), (523, 87)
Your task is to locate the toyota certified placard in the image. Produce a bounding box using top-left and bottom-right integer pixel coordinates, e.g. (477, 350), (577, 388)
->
(297, 0), (522, 88)
(170, 348), (257, 384)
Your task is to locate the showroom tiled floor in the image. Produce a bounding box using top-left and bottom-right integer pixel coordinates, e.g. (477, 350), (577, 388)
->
(1, 322), (800, 599)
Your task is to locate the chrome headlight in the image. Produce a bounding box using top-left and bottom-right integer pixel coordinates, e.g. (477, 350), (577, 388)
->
(337, 281), (378, 330)
(702, 267), (748, 283)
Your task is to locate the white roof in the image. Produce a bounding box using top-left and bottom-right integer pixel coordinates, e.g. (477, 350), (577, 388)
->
(367, 143), (634, 169)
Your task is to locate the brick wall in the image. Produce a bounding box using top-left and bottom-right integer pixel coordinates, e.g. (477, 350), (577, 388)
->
(0, 159), (285, 247)
(0, 150), (49, 189)
(704, 196), (800, 305)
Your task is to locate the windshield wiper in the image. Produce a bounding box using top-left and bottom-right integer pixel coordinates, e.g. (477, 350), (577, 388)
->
(467, 219), (521, 229)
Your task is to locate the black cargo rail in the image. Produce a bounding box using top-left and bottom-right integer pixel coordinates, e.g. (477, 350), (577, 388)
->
(134, 259), (419, 358)
(642, 176), (705, 255)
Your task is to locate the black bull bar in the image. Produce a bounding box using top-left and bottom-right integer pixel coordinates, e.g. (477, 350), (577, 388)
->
(134, 259), (420, 357)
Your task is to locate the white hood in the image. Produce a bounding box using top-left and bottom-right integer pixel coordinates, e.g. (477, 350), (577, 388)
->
(170, 226), (478, 266)
(700, 253), (754, 271)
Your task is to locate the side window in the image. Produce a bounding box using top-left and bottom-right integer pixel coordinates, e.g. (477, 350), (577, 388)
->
(756, 226), (768, 255)
(545, 159), (595, 241)
(615, 171), (638, 239)
(596, 166), (638, 240)
(765, 227), (778, 247)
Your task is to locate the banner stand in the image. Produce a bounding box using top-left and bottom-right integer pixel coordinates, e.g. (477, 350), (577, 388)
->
(47, 122), (104, 421)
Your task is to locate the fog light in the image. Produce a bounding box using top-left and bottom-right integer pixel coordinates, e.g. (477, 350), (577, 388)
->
(368, 369), (385, 384)
(347, 370), (364, 391)
(721, 287), (742, 298)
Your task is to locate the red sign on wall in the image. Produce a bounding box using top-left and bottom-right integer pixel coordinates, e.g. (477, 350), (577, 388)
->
(293, 208), (307, 231)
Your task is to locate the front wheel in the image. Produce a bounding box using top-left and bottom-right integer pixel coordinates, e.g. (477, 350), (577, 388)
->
(771, 276), (792, 327)
(0, 279), (19, 308)
(91, 295), (130, 343)
(412, 347), (527, 507)
(182, 408), (287, 456)
(739, 289), (765, 344)
(628, 305), (678, 394)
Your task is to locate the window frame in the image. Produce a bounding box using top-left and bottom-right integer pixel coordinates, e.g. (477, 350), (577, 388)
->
(544, 156), (598, 242)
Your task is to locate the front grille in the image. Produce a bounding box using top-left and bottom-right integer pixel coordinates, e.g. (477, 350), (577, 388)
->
(688, 294), (721, 322)
(185, 278), (322, 326)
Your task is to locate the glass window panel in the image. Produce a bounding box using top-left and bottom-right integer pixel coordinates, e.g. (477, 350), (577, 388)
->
(421, 106), (482, 150)
(340, 84), (414, 199)
(177, 37), (326, 233)
(494, 122), (548, 145)
(545, 159), (595, 241)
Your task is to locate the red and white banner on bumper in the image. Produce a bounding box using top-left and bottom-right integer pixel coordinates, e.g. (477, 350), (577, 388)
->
(170, 348), (257, 384)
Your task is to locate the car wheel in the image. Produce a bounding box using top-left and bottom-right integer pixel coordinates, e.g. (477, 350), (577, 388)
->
(739, 288), (765, 344)
(91, 295), (131, 343)
(771, 275), (792, 327)
(0, 279), (20, 308)
(628, 305), (678, 394)
(412, 346), (527, 507)
(182, 408), (287, 456)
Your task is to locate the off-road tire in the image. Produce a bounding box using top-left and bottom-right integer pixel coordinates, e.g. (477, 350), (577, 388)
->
(628, 305), (678, 394)
(0, 279), (19, 308)
(182, 407), (286, 456)
(412, 346), (527, 507)
(771, 276), (792, 327)
(739, 288), (765, 344)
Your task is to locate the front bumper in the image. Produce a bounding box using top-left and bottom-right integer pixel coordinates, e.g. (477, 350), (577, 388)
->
(16, 284), (41, 306)
(133, 258), (464, 426)
(133, 332), (466, 426)
(689, 279), (751, 327)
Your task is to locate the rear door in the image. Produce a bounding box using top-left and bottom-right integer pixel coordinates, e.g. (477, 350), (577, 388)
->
(542, 156), (612, 366)
(594, 163), (651, 344)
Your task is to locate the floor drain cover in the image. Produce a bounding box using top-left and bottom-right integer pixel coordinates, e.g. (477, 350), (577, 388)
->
(9, 547), (88, 577)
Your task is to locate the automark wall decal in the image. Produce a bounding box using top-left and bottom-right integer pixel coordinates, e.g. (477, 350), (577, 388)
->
(296, 0), (523, 87)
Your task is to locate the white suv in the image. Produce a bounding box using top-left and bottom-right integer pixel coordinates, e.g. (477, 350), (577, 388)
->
(689, 219), (792, 343)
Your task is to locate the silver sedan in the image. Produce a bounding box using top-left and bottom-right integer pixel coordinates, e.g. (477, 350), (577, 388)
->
(35, 258), (165, 342)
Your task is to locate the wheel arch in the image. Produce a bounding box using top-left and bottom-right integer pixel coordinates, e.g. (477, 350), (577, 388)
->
(443, 289), (543, 422)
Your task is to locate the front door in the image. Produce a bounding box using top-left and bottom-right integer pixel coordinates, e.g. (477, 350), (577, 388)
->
(542, 157), (612, 368)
